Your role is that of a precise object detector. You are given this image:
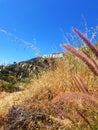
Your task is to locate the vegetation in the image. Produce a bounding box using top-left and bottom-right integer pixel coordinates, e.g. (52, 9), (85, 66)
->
(0, 57), (56, 92)
(0, 27), (98, 129)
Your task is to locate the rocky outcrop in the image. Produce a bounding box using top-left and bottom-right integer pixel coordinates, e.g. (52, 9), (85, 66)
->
(0, 53), (64, 92)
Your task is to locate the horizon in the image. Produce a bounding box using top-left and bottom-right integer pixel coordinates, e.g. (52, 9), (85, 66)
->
(0, 0), (98, 64)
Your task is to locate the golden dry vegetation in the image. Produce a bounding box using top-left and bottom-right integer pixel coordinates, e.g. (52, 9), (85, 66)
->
(0, 28), (98, 130)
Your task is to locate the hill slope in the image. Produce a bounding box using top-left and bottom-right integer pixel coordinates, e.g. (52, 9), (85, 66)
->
(0, 29), (98, 129)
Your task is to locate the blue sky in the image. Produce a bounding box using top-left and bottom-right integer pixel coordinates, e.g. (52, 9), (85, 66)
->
(0, 0), (98, 64)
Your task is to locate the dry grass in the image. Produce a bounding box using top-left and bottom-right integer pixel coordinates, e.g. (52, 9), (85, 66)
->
(0, 28), (98, 129)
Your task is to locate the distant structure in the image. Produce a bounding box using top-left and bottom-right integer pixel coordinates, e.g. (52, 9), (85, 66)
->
(42, 53), (64, 58)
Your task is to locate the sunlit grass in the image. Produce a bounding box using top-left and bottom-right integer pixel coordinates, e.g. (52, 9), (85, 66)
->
(0, 27), (98, 129)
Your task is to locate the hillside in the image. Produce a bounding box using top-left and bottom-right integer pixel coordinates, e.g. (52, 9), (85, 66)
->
(0, 28), (98, 130)
(0, 54), (62, 92)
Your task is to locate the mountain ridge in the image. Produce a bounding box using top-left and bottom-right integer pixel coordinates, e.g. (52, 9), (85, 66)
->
(0, 52), (64, 92)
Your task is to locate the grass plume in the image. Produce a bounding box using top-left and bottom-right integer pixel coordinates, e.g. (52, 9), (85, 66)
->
(62, 44), (98, 76)
(73, 28), (98, 58)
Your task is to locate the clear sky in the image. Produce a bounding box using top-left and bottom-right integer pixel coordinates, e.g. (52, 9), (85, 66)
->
(0, 0), (98, 64)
